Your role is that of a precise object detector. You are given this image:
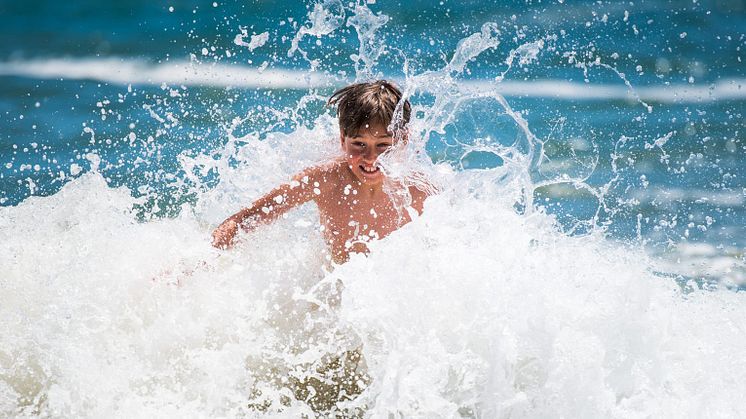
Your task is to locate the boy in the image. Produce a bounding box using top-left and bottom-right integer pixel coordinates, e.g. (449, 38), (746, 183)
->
(211, 80), (430, 264)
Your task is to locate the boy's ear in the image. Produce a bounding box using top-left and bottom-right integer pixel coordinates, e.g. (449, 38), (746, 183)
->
(339, 132), (345, 148)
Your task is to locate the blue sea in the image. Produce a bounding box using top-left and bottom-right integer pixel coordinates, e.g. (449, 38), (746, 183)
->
(1, 0), (745, 417)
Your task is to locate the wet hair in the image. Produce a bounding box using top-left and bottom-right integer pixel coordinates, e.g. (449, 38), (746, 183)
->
(327, 80), (411, 137)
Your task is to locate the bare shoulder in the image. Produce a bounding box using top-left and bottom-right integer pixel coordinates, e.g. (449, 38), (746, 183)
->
(291, 158), (347, 195)
(291, 159), (337, 181)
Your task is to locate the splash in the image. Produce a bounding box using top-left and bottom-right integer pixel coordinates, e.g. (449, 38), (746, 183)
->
(346, 5), (390, 80)
(2, 2), (745, 418)
(288, 0), (346, 70)
(234, 28), (270, 52)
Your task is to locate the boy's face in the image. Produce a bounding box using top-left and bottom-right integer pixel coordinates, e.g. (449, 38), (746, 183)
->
(341, 121), (395, 186)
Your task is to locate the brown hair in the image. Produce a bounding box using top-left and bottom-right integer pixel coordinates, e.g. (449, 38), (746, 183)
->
(327, 80), (411, 137)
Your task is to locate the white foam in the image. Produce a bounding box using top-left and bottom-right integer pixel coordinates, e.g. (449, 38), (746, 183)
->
(1, 57), (744, 102)
(4, 161), (746, 417)
(650, 242), (746, 286)
(333, 179), (746, 416)
(468, 78), (746, 102)
(629, 186), (745, 206)
(0, 58), (335, 89)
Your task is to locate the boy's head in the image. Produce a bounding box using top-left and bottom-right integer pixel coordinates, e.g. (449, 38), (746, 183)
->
(328, 80), (411, 137)
(328, 80), (412, 185)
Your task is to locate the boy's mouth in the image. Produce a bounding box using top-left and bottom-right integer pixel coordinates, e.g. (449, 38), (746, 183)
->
(360, 164), (380, 175)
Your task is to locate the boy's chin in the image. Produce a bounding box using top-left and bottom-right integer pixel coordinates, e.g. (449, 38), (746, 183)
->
(354, 170), (384, 185)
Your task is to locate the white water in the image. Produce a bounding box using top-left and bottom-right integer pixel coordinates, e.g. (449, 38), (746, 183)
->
(3, 155), (746, 418)
(1, 58), (744, 102)
(3, 3), (746, 418)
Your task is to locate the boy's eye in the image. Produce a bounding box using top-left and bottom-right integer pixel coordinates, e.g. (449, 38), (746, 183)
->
(352, 142), (366, 148)
(377, 143), (392, 149)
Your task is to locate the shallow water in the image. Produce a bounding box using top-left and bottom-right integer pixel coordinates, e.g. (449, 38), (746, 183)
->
(2, 1), (745, 417)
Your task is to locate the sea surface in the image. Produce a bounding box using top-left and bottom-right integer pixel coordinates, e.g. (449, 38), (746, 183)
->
(1, 0), (745, 417)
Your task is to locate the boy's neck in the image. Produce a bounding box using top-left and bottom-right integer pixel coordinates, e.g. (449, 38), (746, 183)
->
(358, 182), (385, 199)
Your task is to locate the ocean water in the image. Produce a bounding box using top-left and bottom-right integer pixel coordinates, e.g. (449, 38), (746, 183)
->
(1, 0), (745, 417)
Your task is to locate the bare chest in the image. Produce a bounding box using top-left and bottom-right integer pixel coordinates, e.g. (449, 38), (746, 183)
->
(317, 196), (412, 260)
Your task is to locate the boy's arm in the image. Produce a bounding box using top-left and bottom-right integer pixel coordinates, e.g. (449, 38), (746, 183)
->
(211, 169), (319, 249)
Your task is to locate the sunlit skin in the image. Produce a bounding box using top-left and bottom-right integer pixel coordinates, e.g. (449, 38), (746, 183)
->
(211, 122), (429, 264)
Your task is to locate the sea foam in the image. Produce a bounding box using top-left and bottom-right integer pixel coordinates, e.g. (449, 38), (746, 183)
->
(1, 58), (744, 102)
(3, 162), (746, 417)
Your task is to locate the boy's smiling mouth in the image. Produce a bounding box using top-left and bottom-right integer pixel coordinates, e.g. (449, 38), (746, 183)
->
(360, 164), (380, 174)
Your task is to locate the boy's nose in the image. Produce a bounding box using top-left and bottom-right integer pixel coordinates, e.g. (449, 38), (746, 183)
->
(363, 147), (378, 161)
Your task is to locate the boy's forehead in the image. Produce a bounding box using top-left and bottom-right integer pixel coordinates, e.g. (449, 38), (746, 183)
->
(350, 122), (392, 137)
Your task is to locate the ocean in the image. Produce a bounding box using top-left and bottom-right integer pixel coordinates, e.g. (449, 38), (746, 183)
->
(1, 0), (745, 417)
